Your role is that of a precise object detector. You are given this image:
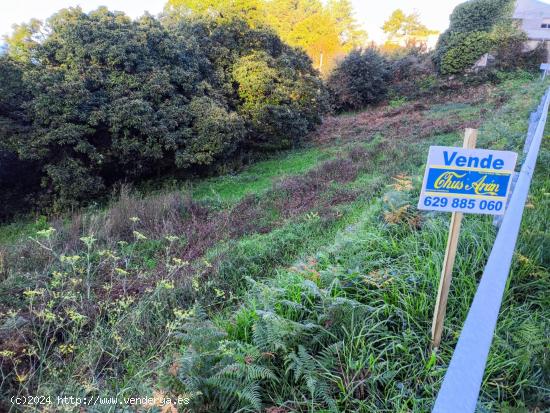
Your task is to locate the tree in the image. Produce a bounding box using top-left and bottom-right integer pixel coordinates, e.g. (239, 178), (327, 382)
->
(327, 0), (367, 50)
(165, 0), (265, 27)
(182, 17), (327, 149)
(233, 49), (327, 149)
(0, 57), (29, 140)
(286, 11), (341, 71)
(3, 19), (46, 62)
(7, 7), (239, 209)
(262, 0), (321, 37)
(165, 0), (366, 75)
(327, 48), (389, 111)
(0, 56), (41, 219)
(382, 9), (437, 44)
(448, 0), (513, 33)
(439, 31), (493, 74)
(263, 0), (341, 73)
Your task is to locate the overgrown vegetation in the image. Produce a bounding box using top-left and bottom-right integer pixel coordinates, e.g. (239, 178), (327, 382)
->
(2, 0), (546, 218)
(1, 73), (547, 412)
(166, 76), (550, 413)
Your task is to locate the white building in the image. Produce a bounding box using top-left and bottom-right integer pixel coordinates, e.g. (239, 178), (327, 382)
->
(513, 0), (550, 48)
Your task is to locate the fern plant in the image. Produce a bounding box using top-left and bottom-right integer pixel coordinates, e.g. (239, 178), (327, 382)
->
(171, 307), (278, 412)
(285, 345), (338, 412)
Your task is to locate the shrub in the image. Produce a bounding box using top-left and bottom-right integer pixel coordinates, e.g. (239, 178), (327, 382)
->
(433, 0), (514, 73)
(0, 151), (41, 221)
(171, 18), (328, 151)
(327, 48), (390, 112)
(179, 96), (245, 167)
(389, 49), (432, 82)
(492, 28), (548, 71)
(436, 21), (545, 76)
(233, 50), (327, 150)
(0, 57), (29, 137)
(440, 31), (493, 75)
(13, 8), (218, 210)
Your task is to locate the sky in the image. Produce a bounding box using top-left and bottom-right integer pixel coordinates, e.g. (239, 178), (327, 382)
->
(0, 0), (539, 44)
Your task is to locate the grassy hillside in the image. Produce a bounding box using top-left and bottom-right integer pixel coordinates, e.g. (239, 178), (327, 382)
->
(0, 74), (548, 412)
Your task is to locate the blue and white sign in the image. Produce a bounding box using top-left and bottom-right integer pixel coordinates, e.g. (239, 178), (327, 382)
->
(418, 146), (517, 215)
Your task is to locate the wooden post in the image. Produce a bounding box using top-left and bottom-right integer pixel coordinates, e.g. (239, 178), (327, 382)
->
(431, 128), (478, 348)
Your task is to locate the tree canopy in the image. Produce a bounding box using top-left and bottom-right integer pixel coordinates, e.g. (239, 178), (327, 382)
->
(165, 0), (366, 74)
(3, 19), (46, 62)
(382, 9), (437, 45)
(164, 0), (265, 26)
(1, 7), (327, 215)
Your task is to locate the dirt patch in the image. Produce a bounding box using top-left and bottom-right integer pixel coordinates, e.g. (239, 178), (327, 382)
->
(311, 84), (499, 146)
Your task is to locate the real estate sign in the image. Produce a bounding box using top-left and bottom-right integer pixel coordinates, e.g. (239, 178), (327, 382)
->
(418, 146), (517, 215)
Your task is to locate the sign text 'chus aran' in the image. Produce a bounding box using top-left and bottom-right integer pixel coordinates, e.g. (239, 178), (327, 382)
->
(418, 146), (517, 215)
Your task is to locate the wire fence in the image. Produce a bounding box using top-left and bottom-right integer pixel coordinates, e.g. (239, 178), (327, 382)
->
(432, 86), (550, 413)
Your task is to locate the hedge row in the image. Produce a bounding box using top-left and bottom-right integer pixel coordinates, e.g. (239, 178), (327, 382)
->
(0, 8), (328, 218)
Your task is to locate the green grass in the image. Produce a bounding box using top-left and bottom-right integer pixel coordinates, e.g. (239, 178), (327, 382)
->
(190, 201), (499, 412)
(0, 216), (49, 245)
(0, 147), (331, 246)
(191, 147), (335, 203)
(427, 102), (482, 121)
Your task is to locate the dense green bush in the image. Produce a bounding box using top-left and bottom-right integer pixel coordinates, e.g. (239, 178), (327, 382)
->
(0, 57), (29, 138)
(436, 26), (546, 75)
(433, 0), (514, 74)
(327, 48), (389, 112)
(1, 8), (327, 215)
(16, 9), (213, 209)
(179, 19), (328, 151)
(233, 50), (326, 150)
(440, 31), (493, 75)
(448, 0), (513, 33)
